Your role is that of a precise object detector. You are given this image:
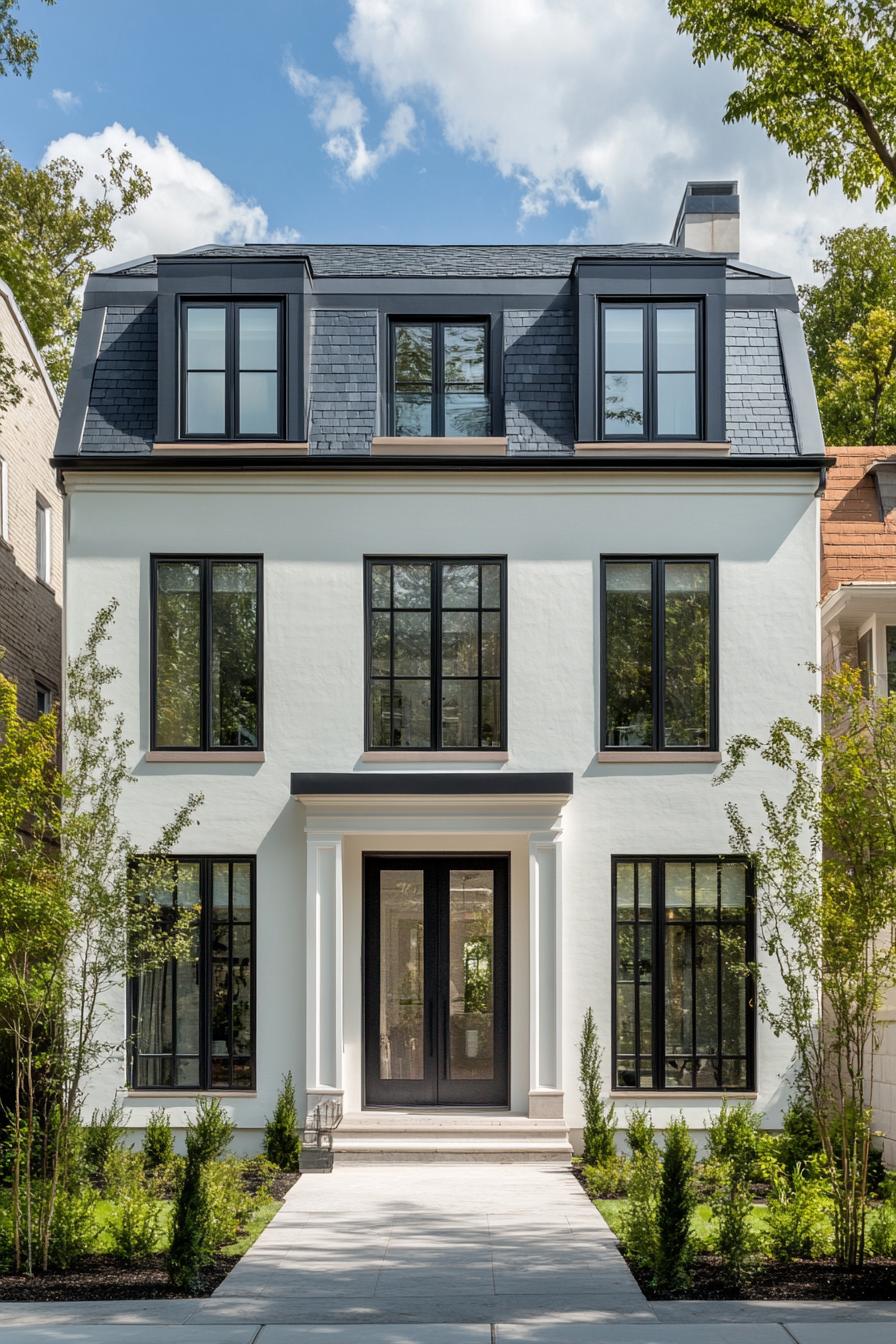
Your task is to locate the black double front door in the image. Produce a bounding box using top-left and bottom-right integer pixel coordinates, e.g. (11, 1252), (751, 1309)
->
(364, 855), (509, 1107)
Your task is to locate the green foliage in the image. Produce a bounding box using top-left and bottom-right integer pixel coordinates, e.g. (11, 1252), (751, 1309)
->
(142, 1108), (175, 1174)
(83, 1099), (127, 1182)
(581, 1154), (630, 1199)
(0, 1), (55, 79)
(670, 1), (896, 210)
(263, 1072), (302, 1171)
(167, 1155), (213, 1292)
(778, 1091), (823, 1174)
(47, 1186), (98, 1271)
(868, 1175), (896, 1257)
(762, 1155), (836, 1261)
(626, 1105), (657, 1159)
(717, 665), (896, 1267)
(655, 1117), (697, 1294)
(0, 143), (151, 390)
(705, 1101), (764, 1289)
(186, 1097), (234, 1165)
(578, 1007), (616, 1166)
(240, 1154), (278, 1200)
(203, 1157), (256, 1250)
(106, 1160), (162, 1264)
(620, 1142), (662, 1272)
(102, 1147), (143, 1199)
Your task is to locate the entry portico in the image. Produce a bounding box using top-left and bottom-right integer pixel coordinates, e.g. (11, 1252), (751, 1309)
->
(296, 773), (571, 1126)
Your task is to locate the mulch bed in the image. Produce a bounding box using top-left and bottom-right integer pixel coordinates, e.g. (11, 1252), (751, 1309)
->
(0, 1170), (300, 1302)
(633, 1254), (896, 1301)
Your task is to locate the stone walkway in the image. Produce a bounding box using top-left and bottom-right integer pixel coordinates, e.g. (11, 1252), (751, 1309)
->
(1, 1162), (896, 1341)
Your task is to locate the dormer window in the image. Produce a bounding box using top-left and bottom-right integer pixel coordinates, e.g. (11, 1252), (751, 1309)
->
(600, 302), (701, 441)
(181, 300), (283, 439)
(390, 320), (490, 436)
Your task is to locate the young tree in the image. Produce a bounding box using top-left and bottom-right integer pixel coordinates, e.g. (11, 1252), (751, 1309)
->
(799, 226), (896, 445)
(0, 145), (151, 392)
(0, 603), (201, 1272)
(578, 1006), (617, 1166)
(717, 665), (896, 1267)
(669, 1), (896, 209)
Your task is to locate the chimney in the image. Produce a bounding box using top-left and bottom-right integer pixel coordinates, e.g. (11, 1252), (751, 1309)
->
(670, 180), (740, 258)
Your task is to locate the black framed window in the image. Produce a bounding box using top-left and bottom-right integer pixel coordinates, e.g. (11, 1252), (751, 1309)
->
(887, 627), (896, 695)
(130, 857), (255, 1090)
(601, 301), (702, 440)
(152, 556), (262, 751)
(181, 300), (283, 439)
(390, 321), (490, 436)
(602, 556), (717, 751)
(613, 856), (754, 1092)
(366, 558), (506, 750)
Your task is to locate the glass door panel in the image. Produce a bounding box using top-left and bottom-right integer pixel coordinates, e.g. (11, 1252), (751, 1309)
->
(378, 870), (425, 1082)
(446, 869), (495, 1082)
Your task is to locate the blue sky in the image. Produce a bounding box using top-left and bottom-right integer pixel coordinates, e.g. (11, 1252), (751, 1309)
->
(2, 0), (892, 282)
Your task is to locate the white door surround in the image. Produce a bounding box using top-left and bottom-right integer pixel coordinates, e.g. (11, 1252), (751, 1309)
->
(298, 784), (569, 1123)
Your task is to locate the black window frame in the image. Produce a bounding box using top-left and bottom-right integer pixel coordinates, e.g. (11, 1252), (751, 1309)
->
(599, 300), (703, 442)
(388, 318), (492, 437)
(129, 855), (256, 1092)
(150, 554), (263, 753)
(364, 555), (508, 752)
(600, 554), (718, 753)
(611, 855), (756, 1093)
(179, 298), (285, 441)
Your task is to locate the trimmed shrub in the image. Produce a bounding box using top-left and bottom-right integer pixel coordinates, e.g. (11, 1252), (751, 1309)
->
(167, 1155), (213, 1292)
(579, 1007), (616, 1166)
(581, 1153), (630, 1199)
(48, 1187), (98, 1270)
(654, 1117), (697, 1294)
(263, 1072), (302, 1170)
(626, 1105), (657, 1159)
(620, 1141), (661, 1272)
(186, 1096), (234, 1164)
(777, 1092), (821, 1174)
(108, 1167), (162, 1265)
(704, 1099), (763, 1290)
(143, 1108), (175, 1174)
(83, 1098), (127, 1182)
(203, 1157), (256, 1249)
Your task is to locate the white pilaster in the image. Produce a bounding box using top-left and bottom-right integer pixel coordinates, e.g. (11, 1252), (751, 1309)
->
(528, 830), (564, 1119)
(305, 834), (344, 1113)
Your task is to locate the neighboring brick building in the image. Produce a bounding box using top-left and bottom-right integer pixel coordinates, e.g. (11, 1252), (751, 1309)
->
(0, 280), (62, 720)
(820, 444), (896, 1165)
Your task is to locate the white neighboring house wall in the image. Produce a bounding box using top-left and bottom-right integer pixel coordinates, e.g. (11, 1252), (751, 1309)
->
(65, 464), (819, 1148)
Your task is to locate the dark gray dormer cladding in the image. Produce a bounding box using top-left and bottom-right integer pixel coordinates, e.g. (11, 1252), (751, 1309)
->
(56, 237), (821, 460)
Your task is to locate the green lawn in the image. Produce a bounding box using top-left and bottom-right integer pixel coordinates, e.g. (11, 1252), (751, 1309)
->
(595, 1197), (893, 1252)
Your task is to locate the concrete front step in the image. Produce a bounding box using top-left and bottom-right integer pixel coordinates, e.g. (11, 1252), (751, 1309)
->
(333, 1111), (573, 1163)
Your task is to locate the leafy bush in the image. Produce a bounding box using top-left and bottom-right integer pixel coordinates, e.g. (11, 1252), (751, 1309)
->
(108, 1165), (162, 1265)
(203, 1156), (257, 1249)
(763, 1155), (835, 1261)
(777, 1092), (822, 1175)
(263, 1072), (302, 1170)
(103, 1148), (144, 1199)
(706, 1099), (761, 1176)
(620, 1141), (661, 1272)
(654, 1117), (697, 1293)
(704, 1099), (763, 1290)
(186, 1097), (234, 1164)
(868, 1176), (896, 1257)
(167, 1155), (213, 1292)
(579, 1007), (616, 1166)
(83, 1098), (127, 1182)
(241, 1154), (279, 1200)
(48, 1187), (98, 1270)
(143, 1108), (175, 1174)
(581, 1153), (630, 1198)
(626, 1106), (656, 1159)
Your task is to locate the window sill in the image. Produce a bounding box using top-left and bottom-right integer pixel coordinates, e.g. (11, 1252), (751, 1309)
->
(361, 750), (509, 764)
(144, 750), (265, 763)
(36, 575), (56, 594)
(611, 1091), (757, 1101)
(575, 441), (730, 456)
(126, 1091), (257, 1099)
(371, 437), (508, 456)
(153, 442), (309, 455)
(597, 750), (721, 764)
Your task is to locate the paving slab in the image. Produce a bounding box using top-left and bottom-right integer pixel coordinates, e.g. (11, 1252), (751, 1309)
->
(495, 1327), (791, 1344)
(259, 1329), (492, 1343)
(786, 1328), (896, 1344)
(0, 1329), (256, 1343)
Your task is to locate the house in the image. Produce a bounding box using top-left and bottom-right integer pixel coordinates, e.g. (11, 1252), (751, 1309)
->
(54, 182), (826, 1158)
(0, 279), (62, 720)
(820, 444), (896, 1167)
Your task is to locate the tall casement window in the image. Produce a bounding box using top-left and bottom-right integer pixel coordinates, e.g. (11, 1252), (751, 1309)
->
(602, 556), (717, 751)
(366, 558), (506, 750)
(130, 857), (255, 1090)
(181, 301), (283, 439)
(35, 496), (51, 584)
(390, 321), (490, 436)
(601, 302), (702, 440)
(613, 857), (754, 1092)
(151, 556), (262, 751)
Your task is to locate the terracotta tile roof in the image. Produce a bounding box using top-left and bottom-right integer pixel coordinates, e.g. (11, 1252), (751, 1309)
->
(821, 445), (896, 598)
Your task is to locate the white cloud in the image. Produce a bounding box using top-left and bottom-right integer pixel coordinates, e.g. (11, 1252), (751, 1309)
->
(284, 57), (415, 181)
(336, 0), (895, 284)
(51, 88), (79, 113)
(42, 123), (299, 267)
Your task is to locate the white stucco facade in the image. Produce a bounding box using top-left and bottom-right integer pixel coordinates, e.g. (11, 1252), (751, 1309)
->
(66, 464), (819, 1145)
